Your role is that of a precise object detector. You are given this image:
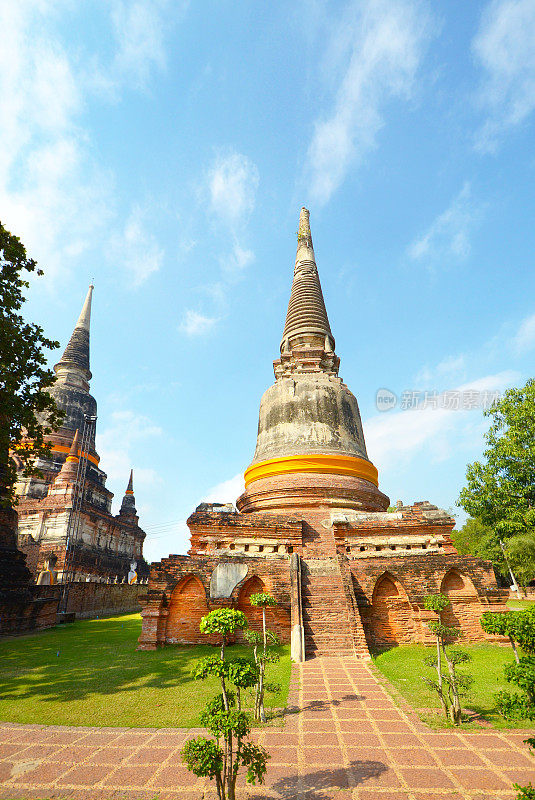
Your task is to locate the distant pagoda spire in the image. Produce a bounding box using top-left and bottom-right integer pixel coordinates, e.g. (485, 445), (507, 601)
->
(119, 469), (137, 518)
(275, 209), (339, 378)
(50, 430), (80, 490)
(66, 429), (80, 462)
(54, 285), (93, 384)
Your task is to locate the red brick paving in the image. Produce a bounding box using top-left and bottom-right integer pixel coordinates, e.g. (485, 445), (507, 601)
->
(0, 655), (533, 798)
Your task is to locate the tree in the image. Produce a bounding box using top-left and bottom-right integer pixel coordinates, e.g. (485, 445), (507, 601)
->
(182, 609), (269, 800)
(480, 610), (520, 663)
(451, 517), (501, 561)
(246, 593), (280, 723)
(0, 222), (62, 505)
(486, 605), (535, 721)
(422, 594), (473, 725)
(457, 380), (535, 580)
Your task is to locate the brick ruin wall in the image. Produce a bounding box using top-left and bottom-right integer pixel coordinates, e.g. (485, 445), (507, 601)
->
(350, 553), (507, 650)
(138, 554), (292, 650)
(64, 582), (145, 619)
(0, 585), (61, 637)
(137, 507), (510, 655)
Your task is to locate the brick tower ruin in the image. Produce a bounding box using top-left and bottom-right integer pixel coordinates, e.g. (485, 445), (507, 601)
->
(138, 209), (507, 657)
(15, 287), (149, 584)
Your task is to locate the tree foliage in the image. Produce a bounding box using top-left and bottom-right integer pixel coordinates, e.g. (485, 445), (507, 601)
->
(482, 606), (535, 721)
(457, 380), (535, 581)
(514, 738), (535, 799)
(248, 592), (280, 723)
(422, 594), (473, 725)
(0, 221), (62, 504)
(182, 609), (269, 800)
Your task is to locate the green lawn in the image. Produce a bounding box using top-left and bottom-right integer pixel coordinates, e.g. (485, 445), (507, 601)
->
(507, 599), (535, 611)
(0, 614), (291, 728)
(373, 643), (532, 728)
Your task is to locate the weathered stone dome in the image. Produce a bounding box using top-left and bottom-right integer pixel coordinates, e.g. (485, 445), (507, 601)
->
(252, 374), (368, 464)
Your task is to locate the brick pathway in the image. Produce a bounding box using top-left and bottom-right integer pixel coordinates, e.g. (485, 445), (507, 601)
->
(0, 656), (533, 799)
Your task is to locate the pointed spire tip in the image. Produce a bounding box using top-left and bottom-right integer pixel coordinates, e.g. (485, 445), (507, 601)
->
(66, 430), (80, 461)
(76, 285), (93, 332)
(126, 469), (134, 495)
(298, 207), (311, 240)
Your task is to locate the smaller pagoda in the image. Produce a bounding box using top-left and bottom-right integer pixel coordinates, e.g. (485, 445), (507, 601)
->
(15, 287), (149, 584)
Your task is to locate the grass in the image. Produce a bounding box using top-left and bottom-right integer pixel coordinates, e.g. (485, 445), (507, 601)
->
(0, 614), (291, 728)
(373, 642), (533, 728)
(507, 599), (535, 611)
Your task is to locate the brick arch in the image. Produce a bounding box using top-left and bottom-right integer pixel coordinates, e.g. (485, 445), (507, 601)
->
(237, 576), (291, 643)
(368, 572), (415, 650)
(237, 576), (266, 634)
(440, 569), (477, 596)
(165, 574), (209, 644)
(439, 569), (482, 637)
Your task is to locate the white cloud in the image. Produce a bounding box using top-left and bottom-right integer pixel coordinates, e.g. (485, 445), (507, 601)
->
(415, 354), (467, 385)
(110, 0), (172, 88)
(111, 205), (164, 286)
(0, 3), (105, 281)
(512, 311), (535, 354)
(209, 152), (259, 227)
(221, 241), (255, 277)
(366, 370), (519, 470)
(408, 183), (482, 267)
(180, 152), (259, 336)
(203, 473), (245, 505)
(180, 309), (219, 336)
(0, 1), (176, 285)
(305, 0), (433, 206)
(473, 0), (535, 152)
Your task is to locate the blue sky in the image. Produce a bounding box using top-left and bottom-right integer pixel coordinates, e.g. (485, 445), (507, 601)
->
(2, 0), (534, 562)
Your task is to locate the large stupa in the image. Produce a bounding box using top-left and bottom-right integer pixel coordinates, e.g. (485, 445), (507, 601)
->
(239, 208), (388, 515)
(138, 209), (507, 658)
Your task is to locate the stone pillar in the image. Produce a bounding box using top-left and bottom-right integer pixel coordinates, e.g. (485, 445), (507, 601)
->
(290, 553), (305, 662)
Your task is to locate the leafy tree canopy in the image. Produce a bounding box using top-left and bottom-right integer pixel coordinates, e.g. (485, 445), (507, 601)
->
(0, 221), (62, 504)
(250, 592), (277, 607)
(458, 379), (535, 534)
(457, 380), (535, 581)
(199, 608), (248, 638)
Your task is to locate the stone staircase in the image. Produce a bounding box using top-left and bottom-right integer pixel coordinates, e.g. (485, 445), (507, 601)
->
(301, 557), (370, 659)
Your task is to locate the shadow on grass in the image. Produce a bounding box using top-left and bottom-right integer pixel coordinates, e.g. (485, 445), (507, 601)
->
(0, 617), (197, 703)
(0, 615), (289, 715)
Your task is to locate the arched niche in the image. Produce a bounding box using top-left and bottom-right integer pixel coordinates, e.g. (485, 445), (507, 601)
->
(440, 569), (481, 636)
(440, 569), (477, 596)
(165, 574), (209, 644)
(237, 576), (266, 634)
(368, 572), (414, 650)
(237, 576), (291, 643)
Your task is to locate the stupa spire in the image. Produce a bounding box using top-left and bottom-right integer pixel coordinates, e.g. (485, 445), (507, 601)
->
(49, 429), (80, 490)
(238, 206), (389, 515)
(275, 209), (339, 378)
(126, 469), (134, 494)
(120, 469), (137, 518)
(54, 285), (93, 384)
(280, 208), (333, 352)
(66, 429), (80, 462)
